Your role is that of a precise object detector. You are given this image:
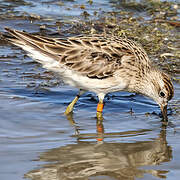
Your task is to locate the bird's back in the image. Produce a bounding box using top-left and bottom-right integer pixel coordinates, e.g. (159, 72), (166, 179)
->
(4, 28), (152, 80)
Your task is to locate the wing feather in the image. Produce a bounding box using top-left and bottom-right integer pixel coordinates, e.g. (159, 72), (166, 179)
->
(4, 28), (151, 79)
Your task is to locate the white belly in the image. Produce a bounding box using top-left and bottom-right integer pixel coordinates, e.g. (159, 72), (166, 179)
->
(19, 45), (128, 94)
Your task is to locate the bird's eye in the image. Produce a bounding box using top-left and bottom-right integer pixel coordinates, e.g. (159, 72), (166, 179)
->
(159, 91), (165, 98)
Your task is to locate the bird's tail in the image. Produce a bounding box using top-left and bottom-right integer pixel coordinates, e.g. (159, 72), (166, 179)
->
(1, 28), (62, 69)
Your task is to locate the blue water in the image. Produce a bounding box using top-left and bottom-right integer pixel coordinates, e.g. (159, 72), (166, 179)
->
(0, 0), (180, 180)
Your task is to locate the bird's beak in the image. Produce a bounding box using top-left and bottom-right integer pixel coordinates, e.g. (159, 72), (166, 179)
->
(160, 104), (168, 121)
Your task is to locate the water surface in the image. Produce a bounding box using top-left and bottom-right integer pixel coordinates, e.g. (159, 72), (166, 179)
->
(0, 0), (180, 180)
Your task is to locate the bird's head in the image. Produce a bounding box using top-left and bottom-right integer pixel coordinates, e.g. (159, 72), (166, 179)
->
(140, 69), (174, 121)
(145, 71), (174, 121)
(156, 72), (174, 121)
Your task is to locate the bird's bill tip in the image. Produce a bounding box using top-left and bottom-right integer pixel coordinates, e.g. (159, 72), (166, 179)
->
(160, 104), (168, 121)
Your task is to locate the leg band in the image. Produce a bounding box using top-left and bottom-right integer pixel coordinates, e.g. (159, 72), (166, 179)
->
(97, 103), (104, 112)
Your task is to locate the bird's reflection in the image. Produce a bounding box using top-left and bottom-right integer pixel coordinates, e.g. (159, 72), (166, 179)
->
(25, 114), (172, 180)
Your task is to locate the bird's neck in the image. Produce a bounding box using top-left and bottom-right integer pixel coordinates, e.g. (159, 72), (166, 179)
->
(128, 68), (160, 98)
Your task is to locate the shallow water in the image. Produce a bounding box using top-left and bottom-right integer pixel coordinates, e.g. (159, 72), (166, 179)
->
(0, 0), (180, 180)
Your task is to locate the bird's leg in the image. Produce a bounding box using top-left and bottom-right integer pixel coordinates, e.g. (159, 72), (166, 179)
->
(65, 95), (79, 115)
(96, 93), (105, 120)
(65, 89), (85, 115)
(97, 102), (104, 119)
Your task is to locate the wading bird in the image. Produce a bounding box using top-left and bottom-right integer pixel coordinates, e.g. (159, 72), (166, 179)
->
(1, 28), (174, 121)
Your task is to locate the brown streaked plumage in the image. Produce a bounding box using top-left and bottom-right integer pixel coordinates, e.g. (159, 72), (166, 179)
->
(2, 28), (174, 121)
(162, 72), (174, 101)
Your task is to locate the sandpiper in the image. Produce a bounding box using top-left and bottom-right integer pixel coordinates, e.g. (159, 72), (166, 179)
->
(2, 28), (174, 120)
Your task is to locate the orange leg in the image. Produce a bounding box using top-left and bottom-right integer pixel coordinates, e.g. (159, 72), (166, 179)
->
(96, 93), (105, 120)
(96, 103), (104, 120)
(97, 103), (104, 113)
